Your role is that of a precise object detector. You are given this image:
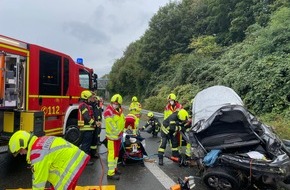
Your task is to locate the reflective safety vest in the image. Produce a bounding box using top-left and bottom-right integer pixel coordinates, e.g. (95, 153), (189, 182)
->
(78, 102), (95, 131)
(129, 101), (142, 118)
(104, 104), (125, 140)
(26, 136), (89, 190)
(164, 102), (183, 120)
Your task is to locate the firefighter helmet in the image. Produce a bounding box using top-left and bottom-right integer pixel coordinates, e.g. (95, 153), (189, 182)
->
(8, 130), (32, 156)
(147, 112), (154, 117)
(167, 93), (176, 101)
(96, 96), (100, 100)
(81, 90), (93, 100)
(111, 94), (123, 104)
(132, 96), (138, 102)
(177, 109), (189, 121)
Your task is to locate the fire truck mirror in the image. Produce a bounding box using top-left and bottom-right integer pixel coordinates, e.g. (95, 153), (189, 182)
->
(93, 73), (98, 90)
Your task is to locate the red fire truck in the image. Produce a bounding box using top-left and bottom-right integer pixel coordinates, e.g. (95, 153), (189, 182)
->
(0, 35), (98, 152)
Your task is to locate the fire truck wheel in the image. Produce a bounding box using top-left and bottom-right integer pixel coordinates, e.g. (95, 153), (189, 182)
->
(65, 119), (81, 145)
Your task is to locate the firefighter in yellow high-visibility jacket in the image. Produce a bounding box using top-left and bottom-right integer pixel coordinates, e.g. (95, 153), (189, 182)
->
(164, 93), (183, 120)
(104, 94), (125, 180)
(129, 96), (142, 128)
(8, 130), (90, 190)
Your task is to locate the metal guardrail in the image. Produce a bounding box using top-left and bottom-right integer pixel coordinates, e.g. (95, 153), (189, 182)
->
(120, 105), (164, 119)
(141, 109), (164, 119)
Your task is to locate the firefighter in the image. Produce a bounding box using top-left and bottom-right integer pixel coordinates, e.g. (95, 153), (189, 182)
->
(90, 92), (103, 159)
(164, 93), (183, 154)
(164, 93), (183, 120)
(8, 130), (90, 190)
(124, 113), (146, 144)
(140, 112), (161, 137)
(119, 113), (148, 164)
(184, 99), (194, 161)
(104, 94), (125, 180)
(124, 113), (138, 135)
(158, 109), (189, 166)
(78, 90), (96, 165)
(129, 96), (142, 128)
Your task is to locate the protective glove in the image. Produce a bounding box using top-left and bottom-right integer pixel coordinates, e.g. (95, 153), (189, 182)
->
(179, 126), (186, 133)
(96, 121), (102, 127)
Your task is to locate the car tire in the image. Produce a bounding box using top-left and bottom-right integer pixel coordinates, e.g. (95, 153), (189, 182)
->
(203, 166), (241, 190)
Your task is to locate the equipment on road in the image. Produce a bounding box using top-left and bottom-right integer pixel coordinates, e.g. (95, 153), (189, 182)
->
(170, 176), (199, 190)
(170, 178), (190, 190)
(6, 185), (115, 190)
(0, 35), (98, 151)
(119, 129), (147, 166)
(165, 154), (197, 167)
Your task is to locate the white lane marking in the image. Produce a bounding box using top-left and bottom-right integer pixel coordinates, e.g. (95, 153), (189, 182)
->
(145, 162), (176, 190)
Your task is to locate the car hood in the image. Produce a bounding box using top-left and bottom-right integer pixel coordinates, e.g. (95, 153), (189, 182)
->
(192, 85), (252, 133)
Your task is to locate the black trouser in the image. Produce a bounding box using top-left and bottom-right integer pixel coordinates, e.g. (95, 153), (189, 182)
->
(91, 127), (101, 147)
(146, 125), (159, 136)
(80, 130), (94, 154)
(158, 131), (179, 158)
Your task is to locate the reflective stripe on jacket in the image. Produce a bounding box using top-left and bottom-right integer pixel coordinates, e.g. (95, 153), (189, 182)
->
(78, 102), (95, 131)
(27, 136), (89, 190)
(162, 112), (182, 134)
(104, 104), (125, 140)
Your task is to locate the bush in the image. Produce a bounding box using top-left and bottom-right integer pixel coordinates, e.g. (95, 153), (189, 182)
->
(143, 96), (166, 113)
(259, 113), (290, 140)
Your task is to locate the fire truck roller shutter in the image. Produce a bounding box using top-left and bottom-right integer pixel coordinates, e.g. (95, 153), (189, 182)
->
(20, 111), (45, 136)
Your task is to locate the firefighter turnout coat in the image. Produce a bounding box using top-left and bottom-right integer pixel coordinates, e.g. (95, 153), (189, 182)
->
(78, 102), (95, 131)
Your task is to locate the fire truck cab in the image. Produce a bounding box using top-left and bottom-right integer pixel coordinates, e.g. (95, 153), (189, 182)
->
(0, 35), (97, 152)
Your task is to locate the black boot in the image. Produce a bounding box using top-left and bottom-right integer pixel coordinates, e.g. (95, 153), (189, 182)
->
(90, 149), (100, 159)
(159, 157), (163, 166)
(102, 139), (108, 148)
(107, 174), (120, 180)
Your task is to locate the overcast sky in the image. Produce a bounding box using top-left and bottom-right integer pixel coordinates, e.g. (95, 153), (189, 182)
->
(0, 0), (172, 77)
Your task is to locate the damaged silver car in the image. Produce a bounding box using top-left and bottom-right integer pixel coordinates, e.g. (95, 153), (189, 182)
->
(186, 85), (290, 189)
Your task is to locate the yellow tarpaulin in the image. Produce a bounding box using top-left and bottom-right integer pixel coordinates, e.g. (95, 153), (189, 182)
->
(6, 185), (115, 190)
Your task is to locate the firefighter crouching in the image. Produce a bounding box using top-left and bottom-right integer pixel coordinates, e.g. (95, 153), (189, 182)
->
(140, 112), (161, 138)
(8, 130), (90, 190)
(78, 90), (97, 165)
(158, 109), (189, 166)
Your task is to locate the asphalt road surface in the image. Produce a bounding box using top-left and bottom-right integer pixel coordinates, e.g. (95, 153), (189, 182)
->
(0, 120), (207, 190)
